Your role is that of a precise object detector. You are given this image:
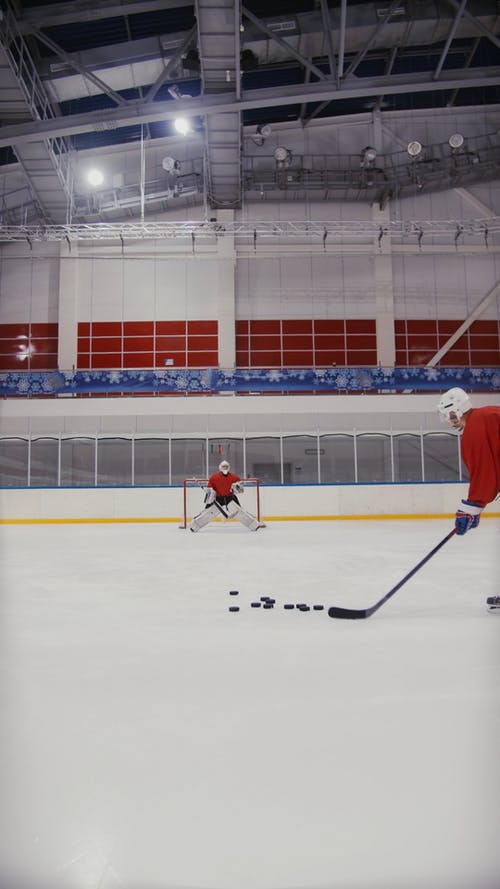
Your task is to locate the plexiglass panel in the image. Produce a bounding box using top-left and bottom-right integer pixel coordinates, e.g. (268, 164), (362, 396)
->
(392, 434), (423, 482)
(0, 438), (29, 486)
(423, 433), (461, 482)
(356, 434), (392, 483)
(134, 439), (170, 486)
(207, 438), (244, 477)
(245, 437), (282, 483)
(171, 438), (206, 484)
(30, 437), (59, 487)
(97, 438), (132, 486)
(61, 438), (96, 486)
(320, 434), (356, 483)
(282, 435), (319, 484)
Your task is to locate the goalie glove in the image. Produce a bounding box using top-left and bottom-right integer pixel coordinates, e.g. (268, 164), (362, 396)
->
(204, 487), (216, 505)
(231, 482), (243, 495)
(455, 499), (482, 535)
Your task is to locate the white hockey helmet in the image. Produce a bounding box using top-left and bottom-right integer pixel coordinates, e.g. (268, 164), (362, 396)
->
(437, 387), (472, 423)
(219, 460), (230, 474)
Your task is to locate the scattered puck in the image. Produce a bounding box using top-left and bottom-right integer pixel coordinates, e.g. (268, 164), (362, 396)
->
(298, 605), (310, 611)
(284, 603), (295, 610)
(251, 602), (262, 608)
(313, 604), (324, 611)
(263, 603), (274, 609)
(229, 590), (239, 596)
(260, 596), (271, 602)
(228, 606), (240, 612)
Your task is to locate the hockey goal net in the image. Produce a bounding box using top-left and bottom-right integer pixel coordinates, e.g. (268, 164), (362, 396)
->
(179, 477), (262, 529)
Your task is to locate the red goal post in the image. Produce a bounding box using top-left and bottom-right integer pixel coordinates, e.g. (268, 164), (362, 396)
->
(180, 477), (262, 529)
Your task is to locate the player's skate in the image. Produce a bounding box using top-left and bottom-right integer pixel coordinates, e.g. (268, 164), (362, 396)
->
(486, 595), (500, 613)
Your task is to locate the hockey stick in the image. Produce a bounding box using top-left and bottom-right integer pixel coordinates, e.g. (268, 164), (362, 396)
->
(328, 528), (456, 620)
(214, 501), (230, 519)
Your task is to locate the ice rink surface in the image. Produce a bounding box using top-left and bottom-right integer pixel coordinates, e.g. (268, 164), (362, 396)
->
(1, 518), (499, 889)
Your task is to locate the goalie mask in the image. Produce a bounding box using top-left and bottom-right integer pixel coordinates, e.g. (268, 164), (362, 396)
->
(437, 387), (472, 425)
(219, 460), (230, 475)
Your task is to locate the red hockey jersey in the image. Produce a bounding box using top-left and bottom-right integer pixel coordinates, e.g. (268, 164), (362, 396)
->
(207, 470), (241, 497)
(461, 405), (500, 507)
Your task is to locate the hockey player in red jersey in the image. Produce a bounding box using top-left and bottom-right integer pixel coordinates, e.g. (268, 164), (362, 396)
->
(189, 460), (263, 532)
(207, 460), (242, 510)
(437, 387), (500, 537)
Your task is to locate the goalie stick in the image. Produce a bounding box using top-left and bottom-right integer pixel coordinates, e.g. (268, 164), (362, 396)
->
(328, 528), (456, 620)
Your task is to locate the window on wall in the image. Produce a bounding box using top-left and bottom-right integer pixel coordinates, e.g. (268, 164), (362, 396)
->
(61, 438), (96, 486)
(282, 435), (319, 484)
(171, 438), (207, 484)
(30, 437), (59, 487)
(77, 320), (219, 370)
(235, 319), (377, 368)
(245, 437), (282, 484)
(422, 433), (462, 482)
(97, 438), (132, 486)
(134, 439), (170, 486)
(320, 434), (356, 483)
(0, 438), (29, 486)
(392, 434), (423, 482)
(356, 434), (392, 483)
(395, 319), (500, 367)
(0, 323), (58, 371)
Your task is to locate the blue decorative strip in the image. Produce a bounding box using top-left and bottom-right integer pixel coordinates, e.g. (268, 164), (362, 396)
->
(1, 367), (499, 397)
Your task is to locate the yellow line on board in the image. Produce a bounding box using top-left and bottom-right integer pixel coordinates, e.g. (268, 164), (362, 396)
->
(1, 513), (499, 525)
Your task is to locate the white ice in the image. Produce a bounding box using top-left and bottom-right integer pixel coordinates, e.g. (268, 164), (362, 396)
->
(1, 518), (499, 889)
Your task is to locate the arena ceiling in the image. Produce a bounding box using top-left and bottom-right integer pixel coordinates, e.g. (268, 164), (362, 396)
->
(0, 0), (500, 225)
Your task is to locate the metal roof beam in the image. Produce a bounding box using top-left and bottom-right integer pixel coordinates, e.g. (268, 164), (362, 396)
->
(241, 6), (328, 82)
(344, 0), (408, 80)
(442, 0), (500, 50)
(1, 66), (500, 148)
(17, 0), (194, 32)
(433, 0), (468, 81)
(31, 27), (128, 106)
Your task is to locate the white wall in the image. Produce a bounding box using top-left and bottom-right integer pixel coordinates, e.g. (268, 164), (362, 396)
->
(4, 392), (499, 436)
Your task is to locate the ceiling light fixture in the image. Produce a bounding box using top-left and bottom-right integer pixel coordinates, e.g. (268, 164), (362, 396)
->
(448, 133), (464, 149)
(407, 141), (423, 158)
(174, 117), (191, 136)
(361, 146), (377, 166)
(273, 146), (292, 167)
(251, 124), (272, 146)
(162, 157), (181, 174)
(86, 169), (104, 187)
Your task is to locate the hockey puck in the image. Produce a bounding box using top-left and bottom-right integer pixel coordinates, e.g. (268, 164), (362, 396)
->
(313, 604), (324, 611)
(229, 590), (239, 596)
(263, 603), (274, 609)
(260, 596), (271, 602)
(298, 605), (310, 611)
(284, 603), (295, 610)
(251, 601), (262, 608)
(228, 606), (240, 612)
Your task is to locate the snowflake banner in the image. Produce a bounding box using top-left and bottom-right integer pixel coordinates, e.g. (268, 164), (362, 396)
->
(0, 366), (499, 397)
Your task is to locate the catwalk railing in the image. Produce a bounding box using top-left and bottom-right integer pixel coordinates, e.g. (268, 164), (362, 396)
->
(0, 366), (499, 397)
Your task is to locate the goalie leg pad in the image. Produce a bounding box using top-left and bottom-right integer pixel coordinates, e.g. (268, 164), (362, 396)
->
(189, 503), (220, 532)
(230, 505), (263, 531)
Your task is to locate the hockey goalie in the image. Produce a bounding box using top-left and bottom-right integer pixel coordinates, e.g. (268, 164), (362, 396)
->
(189, 460), (263, 532)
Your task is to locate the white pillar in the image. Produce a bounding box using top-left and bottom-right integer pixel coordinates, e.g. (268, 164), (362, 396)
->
(372, 204), (395, 366)
(215, 209), (236, 367)
(57, 240), (79, 371)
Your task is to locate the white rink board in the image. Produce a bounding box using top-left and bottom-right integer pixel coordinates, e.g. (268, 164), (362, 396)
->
(1, 482), (499, 522)
(0, 519), (499, 889)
